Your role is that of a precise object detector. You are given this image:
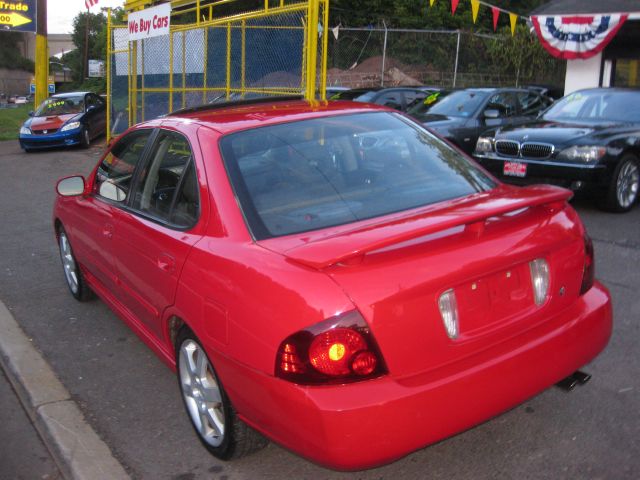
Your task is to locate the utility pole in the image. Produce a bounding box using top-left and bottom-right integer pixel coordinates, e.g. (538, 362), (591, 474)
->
(83, 9), (90, 80)
(35, 0), (48, 106)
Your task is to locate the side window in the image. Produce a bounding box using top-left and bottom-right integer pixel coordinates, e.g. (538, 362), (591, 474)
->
(130, 130), (199, 227)
(95, 130), (153, 201)
(517, 92), (544, 116)
(486, 92), (518, 117)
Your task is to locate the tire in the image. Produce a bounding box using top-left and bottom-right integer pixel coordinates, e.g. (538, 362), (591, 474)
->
(175, 328), (268, 460)
(601, 154), (640, 212)
(80, 127), (91, 148)
(58, 227), (94, 301)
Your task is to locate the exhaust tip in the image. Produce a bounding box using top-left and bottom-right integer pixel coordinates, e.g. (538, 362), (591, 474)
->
(556, 370), (592, 392)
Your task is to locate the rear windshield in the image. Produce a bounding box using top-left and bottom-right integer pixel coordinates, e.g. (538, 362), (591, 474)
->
(219, 112), (495, 239)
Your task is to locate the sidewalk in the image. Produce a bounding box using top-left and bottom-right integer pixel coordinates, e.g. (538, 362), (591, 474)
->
(0, 368), (62, 480)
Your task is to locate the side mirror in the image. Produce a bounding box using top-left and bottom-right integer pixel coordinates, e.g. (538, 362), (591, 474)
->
(56, 176), (85, 197)
(484, 109), (500, 119)
(86, 105), (96, 113)
(98, 181), (126, 202)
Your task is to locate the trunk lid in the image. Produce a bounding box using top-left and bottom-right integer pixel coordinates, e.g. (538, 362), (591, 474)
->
(262, 184), (587, 377)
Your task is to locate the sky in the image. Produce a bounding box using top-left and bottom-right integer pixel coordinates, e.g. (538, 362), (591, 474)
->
(48, 0), (125, 34)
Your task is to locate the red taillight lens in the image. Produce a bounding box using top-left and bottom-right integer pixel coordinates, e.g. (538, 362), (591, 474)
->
(275, 311), (386, 385)
(580, 234), (595, 295)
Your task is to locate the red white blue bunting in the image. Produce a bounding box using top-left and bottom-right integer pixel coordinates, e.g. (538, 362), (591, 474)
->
(531, 14), (628, 60)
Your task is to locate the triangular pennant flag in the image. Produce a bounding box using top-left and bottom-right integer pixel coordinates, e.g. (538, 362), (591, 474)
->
(332, 25), (340, 40)
(451, 0), (459, 15)
(471, 0), (480, 23)
(509, 12), (518, 36)
(429, 0), (436, 6)
(492, 6), (500, 31)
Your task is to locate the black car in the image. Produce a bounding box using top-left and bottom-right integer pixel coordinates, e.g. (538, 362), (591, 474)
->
(329, 87), (431, 111)
(473, 88), (640, 212)
(416, 88), (552, 154)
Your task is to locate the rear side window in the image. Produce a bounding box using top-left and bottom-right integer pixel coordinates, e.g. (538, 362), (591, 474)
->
(130, 130), (199, 228)
(95, 130), (153, 199)
(517, 92), (544, 116)
(219, 112), (495, 240)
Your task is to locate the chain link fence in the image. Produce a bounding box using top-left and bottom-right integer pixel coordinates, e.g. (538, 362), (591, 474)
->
(108, 1), (328, 139)
(327, 27), (564, 89)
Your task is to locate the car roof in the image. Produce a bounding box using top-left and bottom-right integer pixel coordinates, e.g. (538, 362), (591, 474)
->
(164, 97), (391, 135)
(51, 92), (91, 98)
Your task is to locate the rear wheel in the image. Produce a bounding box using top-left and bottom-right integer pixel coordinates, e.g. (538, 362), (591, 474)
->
(58, 227), (93, 301)
(602, 154), (639, 212)
(175, 329), (268, 460)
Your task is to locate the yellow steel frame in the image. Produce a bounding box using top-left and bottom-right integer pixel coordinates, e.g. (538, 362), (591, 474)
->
(108, 0), (328, 142)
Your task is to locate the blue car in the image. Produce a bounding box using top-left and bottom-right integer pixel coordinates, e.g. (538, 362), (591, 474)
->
(19, 92), (106, 152)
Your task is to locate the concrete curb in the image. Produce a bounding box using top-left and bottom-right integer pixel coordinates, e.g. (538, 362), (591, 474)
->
(0, 300), (130, 480)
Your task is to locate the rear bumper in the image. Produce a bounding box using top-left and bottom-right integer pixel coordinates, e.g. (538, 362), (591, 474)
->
(19, 129), (82, 150)
(218, 282), (611, 470)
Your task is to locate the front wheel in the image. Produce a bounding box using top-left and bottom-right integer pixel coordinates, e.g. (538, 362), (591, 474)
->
(601, 154), (639, 212)
(176, 329), (268, 460)
(58, 227), (93, 301)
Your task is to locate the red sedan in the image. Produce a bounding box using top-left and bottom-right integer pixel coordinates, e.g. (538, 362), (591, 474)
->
(53, 97), (612, 470)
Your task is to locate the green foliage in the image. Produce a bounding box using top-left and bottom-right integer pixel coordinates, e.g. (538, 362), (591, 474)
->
(486, 24), (565, 84)
(0, 103), (33, 141)
(0, 32), (35, 72)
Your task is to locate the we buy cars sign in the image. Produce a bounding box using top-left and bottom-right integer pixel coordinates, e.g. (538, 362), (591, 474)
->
(128, 3), (171, 41)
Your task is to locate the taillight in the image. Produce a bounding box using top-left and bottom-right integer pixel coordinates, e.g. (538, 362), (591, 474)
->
(580, 234), (595, 295)
(275, 310), (386, 385)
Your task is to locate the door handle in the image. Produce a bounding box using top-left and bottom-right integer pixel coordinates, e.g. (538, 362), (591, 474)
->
(102, 223), (114, 239)
(157, 253), (175, 273)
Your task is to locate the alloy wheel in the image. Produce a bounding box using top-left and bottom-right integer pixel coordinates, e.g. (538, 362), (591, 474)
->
(616, 160), (639, 209)
(59, 232), (79, 294)
(179, 339), (225, 447)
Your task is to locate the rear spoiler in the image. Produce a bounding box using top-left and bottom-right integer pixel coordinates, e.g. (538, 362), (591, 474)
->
(281, 185), (572, 270)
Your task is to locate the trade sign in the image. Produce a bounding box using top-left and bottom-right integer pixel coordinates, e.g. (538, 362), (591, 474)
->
(0, 1), (36, 33)
(128, 3), (171, 41)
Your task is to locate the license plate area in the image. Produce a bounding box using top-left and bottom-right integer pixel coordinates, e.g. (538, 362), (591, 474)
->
(455, 264), (534, 335)
(504, 161), (527, 177)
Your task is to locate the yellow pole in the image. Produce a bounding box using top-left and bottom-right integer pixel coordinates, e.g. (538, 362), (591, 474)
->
(320, 0), (329, 100)
(305, 0), (319, 100)
(226, 22), (231, 99)
(35, 0), (48, 107)
(106, 9), (112, 142)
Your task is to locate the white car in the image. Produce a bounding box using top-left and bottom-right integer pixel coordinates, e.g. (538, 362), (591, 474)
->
(14, 96), (28, 104)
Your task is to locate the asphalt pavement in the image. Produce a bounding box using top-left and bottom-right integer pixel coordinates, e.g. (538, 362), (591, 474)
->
(0, 138), (638, 479)
(0, 368), (61, 480)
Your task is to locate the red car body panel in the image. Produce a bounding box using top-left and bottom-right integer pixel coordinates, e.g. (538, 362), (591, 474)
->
(52, 99), (612, 470)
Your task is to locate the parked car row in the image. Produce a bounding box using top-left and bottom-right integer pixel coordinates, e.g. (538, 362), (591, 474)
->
(329, 84), (639, 213)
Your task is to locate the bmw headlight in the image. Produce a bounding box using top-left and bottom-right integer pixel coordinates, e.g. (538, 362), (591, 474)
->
(557, 146), (606, 163)
(475, 136), (494, 154)
(60, 121), (81, 132)
(19, 126), (31, 135)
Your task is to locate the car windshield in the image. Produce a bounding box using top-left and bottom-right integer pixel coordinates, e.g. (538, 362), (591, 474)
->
(219, 112), (495, 239)
(406, 90), (452, 121)
(329, 89), (374, 101)
(543, 90), (640, 123)
(34, 96), (84, 117)
(425, 90), (489, 117)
